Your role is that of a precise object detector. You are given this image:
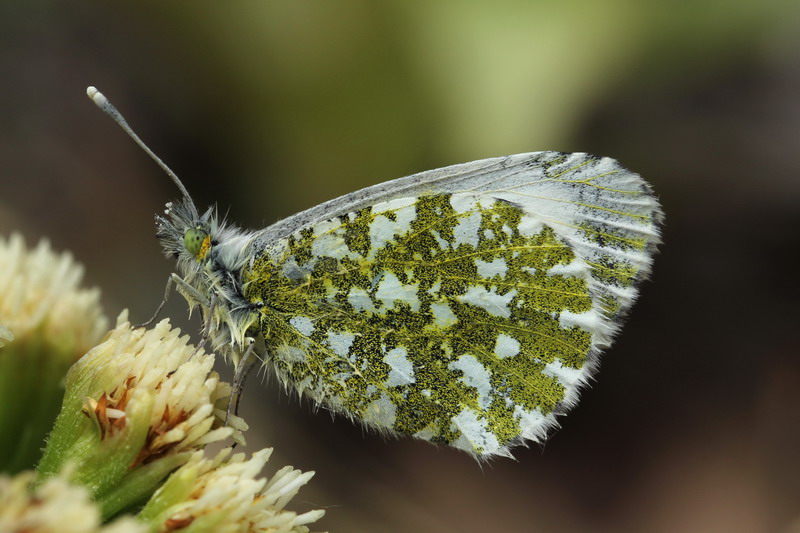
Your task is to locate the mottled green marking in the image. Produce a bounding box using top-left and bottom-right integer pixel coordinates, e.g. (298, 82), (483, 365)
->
(578, 221), (647, 252)
(243, 193), (604, 455)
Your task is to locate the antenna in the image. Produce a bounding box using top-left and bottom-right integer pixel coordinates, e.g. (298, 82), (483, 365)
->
(86, 86), (197, 212)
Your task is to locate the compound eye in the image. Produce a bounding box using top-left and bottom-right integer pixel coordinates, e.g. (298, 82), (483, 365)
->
(184, 227), (211, 260)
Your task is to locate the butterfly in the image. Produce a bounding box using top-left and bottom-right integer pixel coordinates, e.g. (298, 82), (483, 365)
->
(88, 87), (662, 459)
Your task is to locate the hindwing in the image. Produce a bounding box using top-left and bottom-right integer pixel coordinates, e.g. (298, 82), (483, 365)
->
(242, 152), (662, 458)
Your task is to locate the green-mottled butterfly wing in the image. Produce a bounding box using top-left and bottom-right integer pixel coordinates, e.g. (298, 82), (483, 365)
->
(243, 152), (662, 458)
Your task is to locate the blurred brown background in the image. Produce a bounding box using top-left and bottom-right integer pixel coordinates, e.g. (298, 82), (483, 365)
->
(2, 1), (799, 531)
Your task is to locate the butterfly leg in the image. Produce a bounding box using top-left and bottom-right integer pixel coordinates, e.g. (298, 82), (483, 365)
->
(170, 273), (211, 308)
(193, 291), (220, 357)
(136, 273), (212, 328)
(135, 275), (175, 328)
(227, 337), (257, 423)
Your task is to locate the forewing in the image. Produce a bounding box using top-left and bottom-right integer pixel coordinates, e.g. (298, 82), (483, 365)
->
(245, 152), (662, 458)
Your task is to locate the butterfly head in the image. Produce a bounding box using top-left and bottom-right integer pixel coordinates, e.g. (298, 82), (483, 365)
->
(156, 197), (216, 264)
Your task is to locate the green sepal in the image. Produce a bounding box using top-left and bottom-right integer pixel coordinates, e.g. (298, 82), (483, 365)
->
(136, 457), (201, 523)
(97, 450), (193, 520)
(0, 330), (76, 474)
(37, 388), (151, 493)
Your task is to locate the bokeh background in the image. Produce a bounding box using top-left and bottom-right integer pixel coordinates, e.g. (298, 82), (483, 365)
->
(2, 1), (799, 531)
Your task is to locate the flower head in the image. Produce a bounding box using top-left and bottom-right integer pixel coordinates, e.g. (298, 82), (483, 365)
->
(37, 312), (246, 519)
(0, 234), (108, 473)
(0, 470), (145, 533)
(139, 448), (324, 533)
(0, 233), (107, 351)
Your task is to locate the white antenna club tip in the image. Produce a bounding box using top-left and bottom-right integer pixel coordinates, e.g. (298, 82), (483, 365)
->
(86, 86), (108, 107)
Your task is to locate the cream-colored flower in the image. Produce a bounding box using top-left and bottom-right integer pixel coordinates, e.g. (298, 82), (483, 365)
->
(82, 311), (245, 457)
(37, 312), (247, 518)
(0, 234), (108, 473)
(0, 470), (146, 533)
(0, 233), (107, 352)
(139, 448), (324, 533)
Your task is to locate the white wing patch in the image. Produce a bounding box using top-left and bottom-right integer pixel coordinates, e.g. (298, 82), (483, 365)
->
(476, 257), (508, 278)
(369, 198), (416, 257)
(430, 301), (458, 328)
(384, 346), (415, 387)
(494, 333), (521, 359)
(289, 316), (314, 337)
(457, 286), (516, 319)
(326, 331), (356, 358)
(449, 354), (493, 410)
(375, 272), (420, 312)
